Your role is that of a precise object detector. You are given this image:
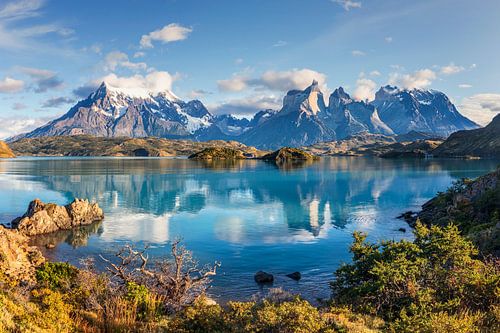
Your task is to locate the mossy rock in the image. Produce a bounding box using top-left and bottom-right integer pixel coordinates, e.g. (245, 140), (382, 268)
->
(188, 147), (246, 160)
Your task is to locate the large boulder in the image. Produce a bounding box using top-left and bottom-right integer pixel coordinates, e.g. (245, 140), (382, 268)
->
(0, 226), (44, 282)
(11, 198), (104, 236)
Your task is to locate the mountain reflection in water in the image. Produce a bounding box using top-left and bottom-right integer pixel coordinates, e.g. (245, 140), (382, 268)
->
(0, 156), (498, 301)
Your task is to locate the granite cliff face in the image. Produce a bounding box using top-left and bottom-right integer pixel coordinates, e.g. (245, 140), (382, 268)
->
(432, 114), (500, 158)
(240, 81), (335, 149)
(324, 87), (394, 139)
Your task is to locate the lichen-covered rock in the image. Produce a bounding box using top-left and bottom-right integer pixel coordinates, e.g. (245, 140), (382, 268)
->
(11, 198), (104, 236)
(0, 226), (44, 282)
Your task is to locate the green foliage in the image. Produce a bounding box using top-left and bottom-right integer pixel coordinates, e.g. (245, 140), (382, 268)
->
(0, 288), (74, 333)
(35, 262), (78, 291)
(331, 222), (500, 331)
(168, 297), (343, 333)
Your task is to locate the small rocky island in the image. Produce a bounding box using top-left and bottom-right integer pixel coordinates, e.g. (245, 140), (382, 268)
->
(260, 147), (319, 163)
(11, 198), (104, 236)
(188, 147), (248, 160)
(0, 140), (15, 158)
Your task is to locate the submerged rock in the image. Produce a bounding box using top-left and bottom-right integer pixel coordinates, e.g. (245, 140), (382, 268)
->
(286, 272), (301, 281)
(11, 198), (104, 236)
(254, 271), (274, 284)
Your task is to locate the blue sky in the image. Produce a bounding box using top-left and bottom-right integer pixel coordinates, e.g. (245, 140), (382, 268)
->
(1, 0), (500, 138)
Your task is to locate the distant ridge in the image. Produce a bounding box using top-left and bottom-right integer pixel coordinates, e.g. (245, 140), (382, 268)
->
(432, 114), (500, 158)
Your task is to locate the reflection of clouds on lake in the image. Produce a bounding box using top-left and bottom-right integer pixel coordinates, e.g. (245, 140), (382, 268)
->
(0, 174), (47, 192)
(214, 197), (336, 245)
(100, 210), (171, 244)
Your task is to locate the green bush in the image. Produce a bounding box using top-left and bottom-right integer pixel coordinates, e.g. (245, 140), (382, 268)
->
(35, 262), (78, 291)
(331, 222), (500, 331)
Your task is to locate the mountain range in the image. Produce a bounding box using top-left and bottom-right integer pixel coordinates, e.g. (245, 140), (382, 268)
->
(11, 80), (479, 149)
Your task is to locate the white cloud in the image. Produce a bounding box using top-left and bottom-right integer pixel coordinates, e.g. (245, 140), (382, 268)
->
(353, 78), (377, 101)
(99, 71), (178, 97)
(210, 94), (281, 116)
(273, 40), (288, 47)
(0, 0), (73, 50)
(385, 36), (393, 43)
(217, 68), (328, 94)
(370, 70), (381, 76)
(458, 84), (472, 89)
(82, 44), (101, 54)
(0, 116), (49, 139)
(133, 51), (145, 58)
(459, 94), (500, 126)
(388, 69), (436, 90)
(140, 23), (192, 49)
(332, 0), (362, 11)
(440, 62), (465, 75)
(351, 50), (365, 56)
(217, 76), (249, 92)
(103, 51), (147, 72)
(0, 0), (43, 21)
(17, 66), (54, 79)
(0, 76), (25, 93)
(258, 69), (328, 92)
(17, 66), (63, 93)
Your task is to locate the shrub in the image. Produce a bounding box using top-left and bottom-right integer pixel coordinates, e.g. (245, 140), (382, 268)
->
(35, 262), (78, 291)
(331, 222), (500, 331)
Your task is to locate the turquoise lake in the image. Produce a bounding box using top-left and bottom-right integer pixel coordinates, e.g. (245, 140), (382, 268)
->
(0, 156), (498, 301)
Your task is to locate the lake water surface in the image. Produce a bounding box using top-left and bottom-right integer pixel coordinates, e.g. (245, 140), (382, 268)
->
(0, 157), (498, 301)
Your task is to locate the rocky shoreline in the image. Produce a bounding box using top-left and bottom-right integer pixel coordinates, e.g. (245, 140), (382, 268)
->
(399, 168), (500, 255)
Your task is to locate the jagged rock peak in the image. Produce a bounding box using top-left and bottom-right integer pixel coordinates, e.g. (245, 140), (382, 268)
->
(374, 85), (400, 100)
(329, 87), (352, 105)
(282, 80), (326, 116)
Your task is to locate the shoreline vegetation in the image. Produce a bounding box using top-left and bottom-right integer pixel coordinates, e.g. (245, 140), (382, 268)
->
(1, 169), (499, 332)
